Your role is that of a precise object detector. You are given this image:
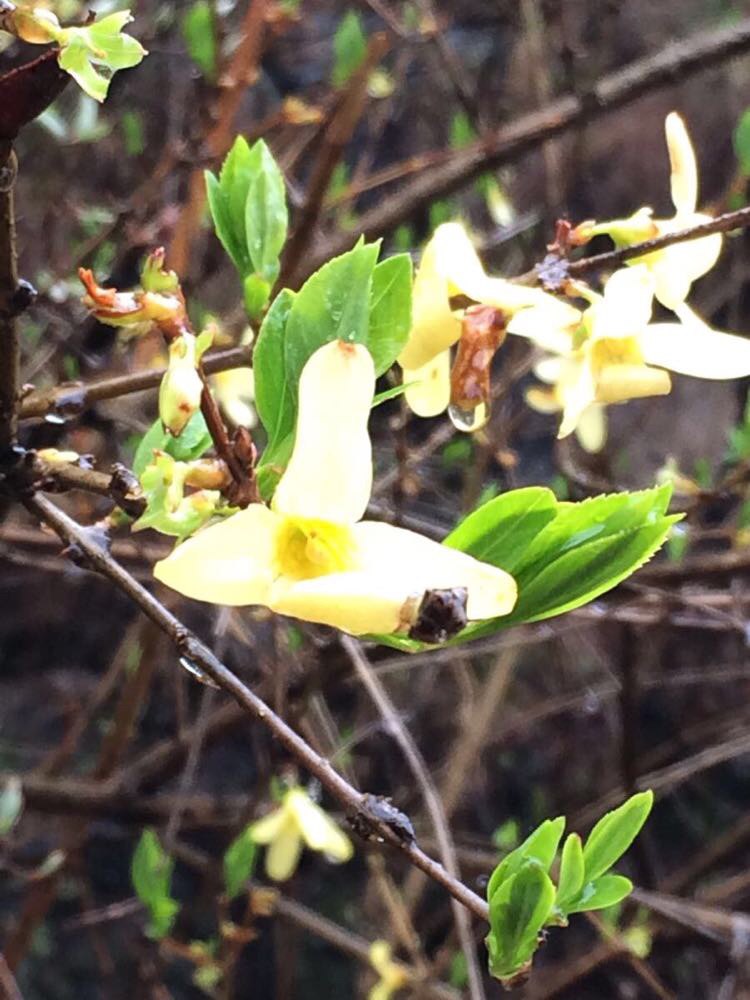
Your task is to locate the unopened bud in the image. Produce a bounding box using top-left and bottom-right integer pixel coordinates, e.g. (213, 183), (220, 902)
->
(159, 335), (204, 436)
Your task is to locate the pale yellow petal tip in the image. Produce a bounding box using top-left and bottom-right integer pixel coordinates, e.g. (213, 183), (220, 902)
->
(665, 111), (698, 216)
(402, 350), (451, 417)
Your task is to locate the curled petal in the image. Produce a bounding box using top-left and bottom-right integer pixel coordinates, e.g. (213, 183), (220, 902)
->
(287, 790), (353, 861)
(273, 341), (375, 524)
(154, 505), (279, 606)
(402, 350), (451, 417)
(355, 521), (517, 622)
(525, 386), (561, 415)
(575, 404), (607, 453)
(595, 363), (671, 404)
(397, 226), (467, 371)
(640, 318), (750, 379)
(643, 213), (721, 311)
(666, 112), (698, 216)
(271, 571), (416, 635)
(265, 824), (304, 881)
(557, 362), (597, 440)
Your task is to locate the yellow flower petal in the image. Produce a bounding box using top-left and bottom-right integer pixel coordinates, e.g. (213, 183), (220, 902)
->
(154, 504), (279, 606)
(640, 318), (750, 379)
(595, 363), (671, 404)
(354, 522), (517, 622)
(507, 306), (579, 354)
(397, 225), (468, 371)
(249, 805), (290, 844)
(591, 265), (653, 339)
(369, 941), (393, 978)
(525, 386), (561, 415)
(265, 823), (304, 881)
(646, 215), (722, 311)
(287, 790), (353, 861)
(271, 571), (413, 635)
(665, 112), (698, 216)
(557, 361), (596, 438)
(272, 341), (375, 524)
(575, 404), (607, 453)
(402, 349), (451, 417)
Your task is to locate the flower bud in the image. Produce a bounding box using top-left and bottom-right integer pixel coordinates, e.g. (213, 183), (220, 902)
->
(159, 335), (204, 436)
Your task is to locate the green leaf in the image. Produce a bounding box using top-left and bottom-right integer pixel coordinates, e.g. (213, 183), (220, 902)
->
(331, 10), (367, 87)
(131, 829), (179, 939)
(182, 1), (217, 80)
(0, 777), (22, 836)
(555, 834), (584, 913)
(372, 382), (414, 407)
(486, 865), (556, 981)
(254, 289), (296, 449)
(283, 241), (380, 403)
(57, 12), (147, 102)
(734, 108), (750, 175)
(368, 254), (413, 375)
(206, 137), (254, 275)
(132, 412), (212, 477)
(244, 139), (288, 284)
(223, 826), (258, 900)
(566, 874), (634, 914)
(582, 790), (654, 882)
(486, 817), (564, 903)
(445, 487), (558, 575)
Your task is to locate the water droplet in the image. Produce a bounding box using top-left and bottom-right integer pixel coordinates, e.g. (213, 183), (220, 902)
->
(178, 656), (219, 688)
(44, 413), (67, 425)
(448, 401), (488, 432)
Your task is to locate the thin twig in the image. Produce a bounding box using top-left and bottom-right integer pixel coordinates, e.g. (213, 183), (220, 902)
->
(22, 492), (490, 923)
(18, 344), (253, 421)
(342, 635), (487, 1000)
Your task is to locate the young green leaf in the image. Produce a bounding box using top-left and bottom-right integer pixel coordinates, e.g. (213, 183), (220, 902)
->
(734, 107), (750, 176)
(555, 833), (584, 913)
(486, 816), (564, 903)
(253, 289), (296, 449)
(283, 241), (380, 402)
(445, 487), (558, 575)
(223, 826), (258, 900)
(486, 865), (556, 981)
(582, 790), (654, 882)
(131, 829), (179, 939)
(565, 873), (634, 914)
(182, 1), (217, 80)
(243, 139), (288, 291)
(57, 12), (147, 102)
(206, 138), (253, 275)
(331, 10), (367, 87)
(132, 412), (212, 477)
(368, 254), (413, 375)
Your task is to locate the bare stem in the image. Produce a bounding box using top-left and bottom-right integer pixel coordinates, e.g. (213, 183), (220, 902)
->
(0, 144), (19, 452)
(23, 491), (490, 924)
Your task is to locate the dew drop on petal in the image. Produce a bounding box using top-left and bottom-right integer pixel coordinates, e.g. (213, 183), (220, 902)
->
(448, 401), (488, 432)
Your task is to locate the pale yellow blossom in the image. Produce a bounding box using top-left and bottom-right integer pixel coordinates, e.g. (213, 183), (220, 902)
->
(250, 787), (353, 882)
(155, 340), (517, 636)
(368, 941), (408, 1000)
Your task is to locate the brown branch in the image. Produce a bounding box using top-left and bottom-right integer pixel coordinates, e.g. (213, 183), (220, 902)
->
(18, 344), (253, 421)
(22, 491), (490, 924)
(0, 144), (20, 452)
(564, 204), (750, 280)
(300, 16), (750, 280)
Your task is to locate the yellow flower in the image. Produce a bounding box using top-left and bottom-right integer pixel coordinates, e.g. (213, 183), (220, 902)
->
(583, 113), (721, 312)
(397, 223), (579, 418)
(249, 786), (353, 882)
(368, 941), (409, 1000)
(211, 330), (256, 429)
(159, 334), (205, 436)
(511, 265), (750, 451)
(154, 340), (517, 636)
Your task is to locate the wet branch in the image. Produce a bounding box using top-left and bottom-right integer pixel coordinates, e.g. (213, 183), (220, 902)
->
(23, 491), (490, 924)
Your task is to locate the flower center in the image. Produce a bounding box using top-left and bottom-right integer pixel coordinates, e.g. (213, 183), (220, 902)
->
(274, 516), (358, 580)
